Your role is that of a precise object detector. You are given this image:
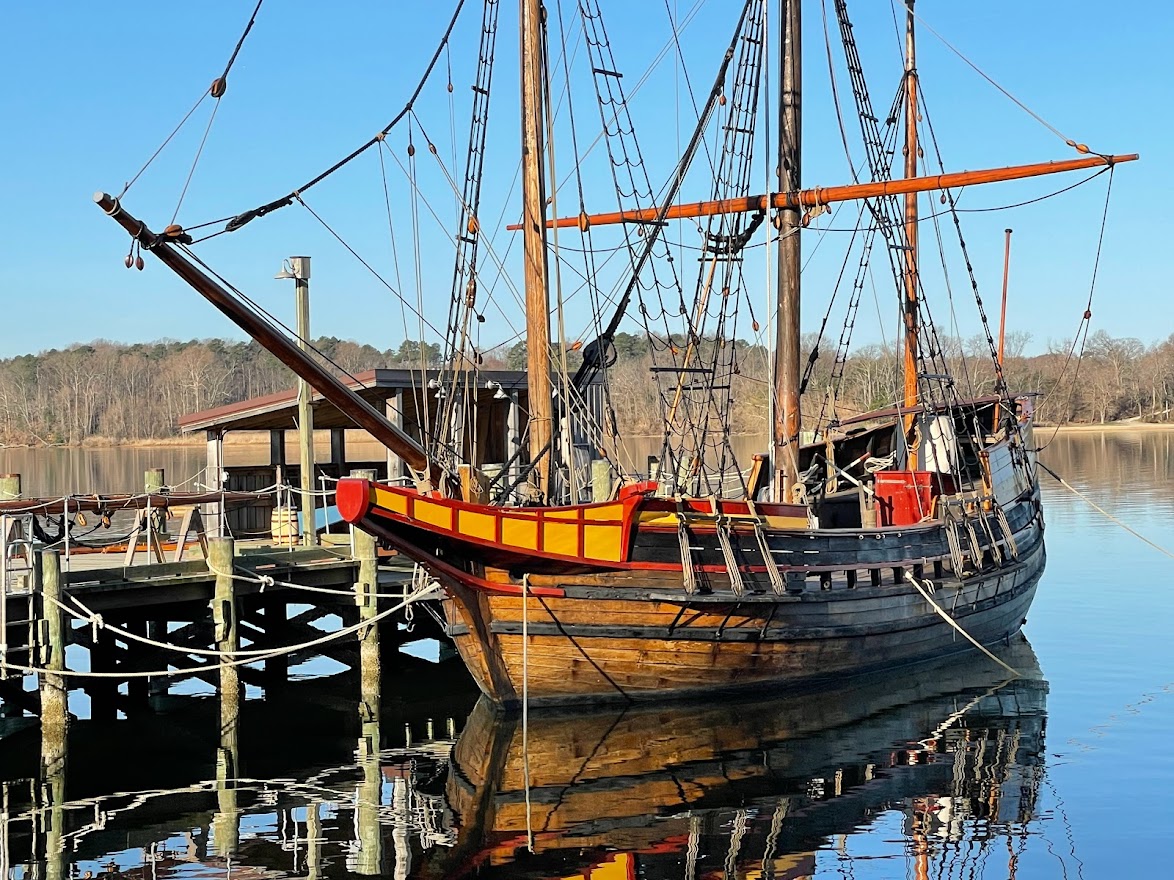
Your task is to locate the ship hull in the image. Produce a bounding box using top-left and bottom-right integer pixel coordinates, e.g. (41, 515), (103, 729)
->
(441, 537), (1043, 706)
(337, 476), (1045, 706)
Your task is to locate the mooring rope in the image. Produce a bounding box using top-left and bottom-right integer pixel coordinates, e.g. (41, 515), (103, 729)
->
(521, 572), (534, 853)
(903, 571), (1020, 677)
(1038, 461), (1174, 561)
(3, 579), (440, 680)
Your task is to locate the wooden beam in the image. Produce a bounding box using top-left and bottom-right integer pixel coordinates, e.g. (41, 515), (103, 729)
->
(516, 153), (1138, 230)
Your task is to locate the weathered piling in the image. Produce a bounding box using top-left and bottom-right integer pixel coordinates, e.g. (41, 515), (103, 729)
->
(144, 468), (165, 494)
(592, 459), (613, 502)
(209, 538), (240, 725)
(40, 552), (69, 880)
(36, 550), (68, 754)
(0, 474), (20, 500)
(351, 469), (380, 724)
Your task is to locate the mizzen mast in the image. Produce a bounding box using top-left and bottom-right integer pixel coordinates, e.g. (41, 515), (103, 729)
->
(774, 0), (802, 502)
(520, 0), (554, 501)
(901, 0), (920, 455)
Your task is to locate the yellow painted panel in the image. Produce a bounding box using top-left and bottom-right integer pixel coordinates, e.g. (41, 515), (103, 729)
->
(545, 508), (581, 521)
(762, 515), (810, 529)
(502, 515), (539, 550)
(374, 488), (409, 515)
(584, 503), (624, 522)
(415, 499), (453, 530)
(637, 511), (679, 527)
(458, 509), (497, 542)
(583, 524), (622, 561)
(544, 521), (580, 557)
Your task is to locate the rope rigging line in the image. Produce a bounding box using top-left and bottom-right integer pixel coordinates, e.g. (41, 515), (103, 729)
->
(1037, 462), (1174, 561)
(220, 0), (468, 234)
(1034, 167), (1117, 449)
(911, 8), (1103, 155)
(117, 0), (265, 203)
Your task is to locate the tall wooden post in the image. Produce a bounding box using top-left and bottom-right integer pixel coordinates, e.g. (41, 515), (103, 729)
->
(287, 256), (318, 546)
(901, 0), (921, 454)
(386, 390), (405, 482)
(204, 431), (225, 539)
(209, 537), (240, 729)
(591, 459), (612, 502)
(210, 535), (240, 856)
(774, 0), (802, 501)
(37, 551), (68, 759)
(144, 468), (165, 494)
(520, 0), (554, 501)
(350, 469), (380, 725)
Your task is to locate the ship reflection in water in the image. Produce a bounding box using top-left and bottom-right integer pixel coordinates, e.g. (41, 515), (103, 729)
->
(0, 638), (1048, 880)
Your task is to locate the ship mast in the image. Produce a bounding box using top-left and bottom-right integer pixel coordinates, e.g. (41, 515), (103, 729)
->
(774, 0), (802, 502)
(901, 0), (920, 458)
(520, 0), (554, 501)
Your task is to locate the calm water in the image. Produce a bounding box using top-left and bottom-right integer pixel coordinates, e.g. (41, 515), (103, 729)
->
(1, 429), (1172, 877)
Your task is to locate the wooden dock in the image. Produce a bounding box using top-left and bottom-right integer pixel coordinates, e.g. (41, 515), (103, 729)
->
(0, 526), (453, 740)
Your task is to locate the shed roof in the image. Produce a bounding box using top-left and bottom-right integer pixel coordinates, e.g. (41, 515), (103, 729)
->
(178, 368), (528, 434)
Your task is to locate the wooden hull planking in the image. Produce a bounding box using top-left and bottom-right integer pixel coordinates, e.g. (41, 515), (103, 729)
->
(345, 484), (1046, 705)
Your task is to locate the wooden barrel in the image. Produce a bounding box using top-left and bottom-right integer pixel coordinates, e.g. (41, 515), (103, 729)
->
(271, 506), (299, 546)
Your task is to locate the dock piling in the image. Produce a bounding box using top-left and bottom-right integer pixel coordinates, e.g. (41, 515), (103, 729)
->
(351, 469), (380, 724)
(591, 459), (613, 502)
(37, 550), (68, 751)
(209, 537), (240, 726)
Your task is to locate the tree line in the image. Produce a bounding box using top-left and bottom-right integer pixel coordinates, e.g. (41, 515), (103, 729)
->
(0, 329), (1170, 446)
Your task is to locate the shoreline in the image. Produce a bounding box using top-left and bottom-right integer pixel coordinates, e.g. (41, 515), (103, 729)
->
(4, 420), (1173, 452)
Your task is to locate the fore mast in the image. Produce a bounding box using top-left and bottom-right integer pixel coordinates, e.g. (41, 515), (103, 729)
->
(774, 0), (802, 502)
(519, 0), (554, 502)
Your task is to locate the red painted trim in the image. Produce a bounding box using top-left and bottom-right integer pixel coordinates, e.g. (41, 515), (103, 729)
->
(335, 478), (372, 523)
(370, 524), (566, 597)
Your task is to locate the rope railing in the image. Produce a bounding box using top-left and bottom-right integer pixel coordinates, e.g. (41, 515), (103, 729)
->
(1, 572), (441, 681)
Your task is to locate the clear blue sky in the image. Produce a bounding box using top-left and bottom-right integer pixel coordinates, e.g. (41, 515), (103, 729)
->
(0, 1), (1165, 359)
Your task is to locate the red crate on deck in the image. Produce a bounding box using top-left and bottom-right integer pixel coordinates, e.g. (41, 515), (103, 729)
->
(874, 471), (949, 526)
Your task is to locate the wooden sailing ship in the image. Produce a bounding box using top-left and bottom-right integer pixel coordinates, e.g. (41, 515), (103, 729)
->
(97, 1), (1135, 704)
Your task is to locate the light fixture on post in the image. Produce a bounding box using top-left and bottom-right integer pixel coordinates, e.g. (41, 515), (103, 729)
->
(275, 256), (315, 546)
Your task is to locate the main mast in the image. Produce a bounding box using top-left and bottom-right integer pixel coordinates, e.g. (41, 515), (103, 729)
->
(520, 0), (553, 501)
(774, 0), (802, 502)
(901, 0), (920, 455)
